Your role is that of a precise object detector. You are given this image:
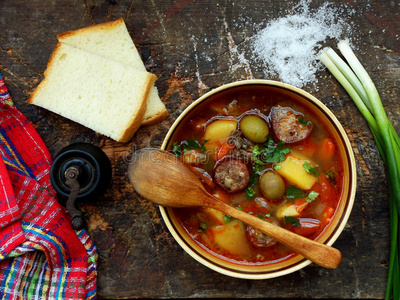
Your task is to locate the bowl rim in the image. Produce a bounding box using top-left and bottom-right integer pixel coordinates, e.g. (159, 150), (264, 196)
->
(160, 79), (356, 279)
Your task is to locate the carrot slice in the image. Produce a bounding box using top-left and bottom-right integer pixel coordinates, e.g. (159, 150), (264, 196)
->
(295, 198), (309, 213)
(215, 141), (235, 161)
(292, 139), (318, 158)
(315, 138), (335, 161)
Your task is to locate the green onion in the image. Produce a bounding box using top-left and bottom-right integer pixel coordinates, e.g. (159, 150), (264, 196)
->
(319, 40), (400, 300)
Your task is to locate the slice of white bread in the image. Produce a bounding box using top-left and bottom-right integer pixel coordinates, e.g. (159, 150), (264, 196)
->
(57, 18), (168, 125)
(28, 43), (157, 142)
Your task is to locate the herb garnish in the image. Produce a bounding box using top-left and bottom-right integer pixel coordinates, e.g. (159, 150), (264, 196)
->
(284, 216), (300, 227)
(286, 185), (319, 202)
(244, 172), (258, 200)
(303, 161), (320, 177)
(325, 170), (336, 183)
(172, 142), (181, 157)
(245, 186), (255, 200)
(251, 136), (291, 170)
(223, 215), (232, 223)
(251, 145), (266, 173)
(262, 137), (291, 164)
(181, 140), (201, 151)
(286, 185), (306, 199)
(246, 137), (290, 199)
(172, 140), (204, 157)
(201, 140), (208, 152)
(306, 191), (319, 202)
(298, 117), (311, 125)
(197, 222), (208, 232)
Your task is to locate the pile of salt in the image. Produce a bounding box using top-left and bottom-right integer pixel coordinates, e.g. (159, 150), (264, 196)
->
(252, 0), (353, 88)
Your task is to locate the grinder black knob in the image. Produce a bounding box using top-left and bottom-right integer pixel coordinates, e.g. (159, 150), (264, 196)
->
(50, 143), (112, 230)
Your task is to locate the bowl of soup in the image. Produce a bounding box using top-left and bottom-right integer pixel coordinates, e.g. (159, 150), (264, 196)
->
(160, 80), (356, 279)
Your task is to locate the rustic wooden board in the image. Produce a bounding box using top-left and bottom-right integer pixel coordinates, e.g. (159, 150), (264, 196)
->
(1, 0), (399, 298)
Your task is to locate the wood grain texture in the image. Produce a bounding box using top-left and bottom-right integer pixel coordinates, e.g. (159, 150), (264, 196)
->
(0, 0), (399, 298)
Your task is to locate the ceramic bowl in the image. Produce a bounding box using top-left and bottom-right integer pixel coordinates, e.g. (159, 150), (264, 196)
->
(160, 80), (356, 279)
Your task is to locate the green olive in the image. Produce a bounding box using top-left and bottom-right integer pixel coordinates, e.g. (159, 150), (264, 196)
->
(240, 115), (269, 143)
(259, 171), (285, 200)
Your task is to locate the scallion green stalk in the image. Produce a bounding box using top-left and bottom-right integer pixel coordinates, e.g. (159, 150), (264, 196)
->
(319, 41), (400, 300)
(336, 41), (400, 213)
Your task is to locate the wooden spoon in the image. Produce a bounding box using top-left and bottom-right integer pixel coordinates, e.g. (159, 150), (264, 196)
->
(127, 148), (342, 269)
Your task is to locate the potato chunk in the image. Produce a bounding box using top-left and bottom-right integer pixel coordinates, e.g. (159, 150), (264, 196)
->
(276, 202), (300, 219)
(276, 155), (317, 190)
(204, 119), (237, 142)
(204, 119), (238, 153)
(212, 219), (251, 256)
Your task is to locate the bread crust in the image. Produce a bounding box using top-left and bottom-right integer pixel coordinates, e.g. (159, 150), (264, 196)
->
(117, 73), (157, 142)
(57, 18), (125, 41)
(28, 42), (64, 105)
(141, 108), (169, 126)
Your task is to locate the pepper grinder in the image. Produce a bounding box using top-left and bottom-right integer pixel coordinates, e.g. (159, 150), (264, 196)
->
(50, 143), (112, 230)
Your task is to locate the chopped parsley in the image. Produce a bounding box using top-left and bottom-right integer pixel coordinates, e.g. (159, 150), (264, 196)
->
(251, 137), (291, 170)
(286, 185), (306, 199)
(303, 161), (320, 177)
(284, 216), (300, 228)
(257, 213), (271, 221)
(172, 140), (204, 157)
(197, 222), (208, 232)
(248, 172), (259, 186)
(251, 145), (266, 173)
(265, 136), (275, 147)
(246, 137), (290, 200)
(245, 169), (259, 200)
(172, 142), (181, 157)
(298, 116), (311, 125)
(201, 140), (208, 152)
(181, 140), (201, 150)
(262, 139), (291, 164)
(273, 165), (282, 171)
(223, 215), (232, 223)
(306, 191), (319, 202)
(287, 185), (319, 202)
(245, 186), (255, 199)
(326, 170), (336, 183)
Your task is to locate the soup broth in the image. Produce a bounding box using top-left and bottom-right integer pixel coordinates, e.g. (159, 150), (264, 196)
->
(167, 85), (344, 265)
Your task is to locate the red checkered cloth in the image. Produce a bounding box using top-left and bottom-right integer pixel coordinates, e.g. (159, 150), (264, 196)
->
(0, 74), (97, 299)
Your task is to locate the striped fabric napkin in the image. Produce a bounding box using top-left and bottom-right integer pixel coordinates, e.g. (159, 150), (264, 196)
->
(0, 74), (97, 299)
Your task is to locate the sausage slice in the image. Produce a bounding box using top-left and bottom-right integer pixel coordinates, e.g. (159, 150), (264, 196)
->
(271, 105), (313, 143)
(214, 159), (250, 193)
(246, 226), (277, 248)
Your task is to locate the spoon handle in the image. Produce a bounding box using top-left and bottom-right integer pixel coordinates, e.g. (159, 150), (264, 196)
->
(207, 196), (342, 269)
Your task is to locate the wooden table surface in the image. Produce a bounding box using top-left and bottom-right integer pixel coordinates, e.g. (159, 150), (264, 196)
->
(1, 0), (399, 298)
